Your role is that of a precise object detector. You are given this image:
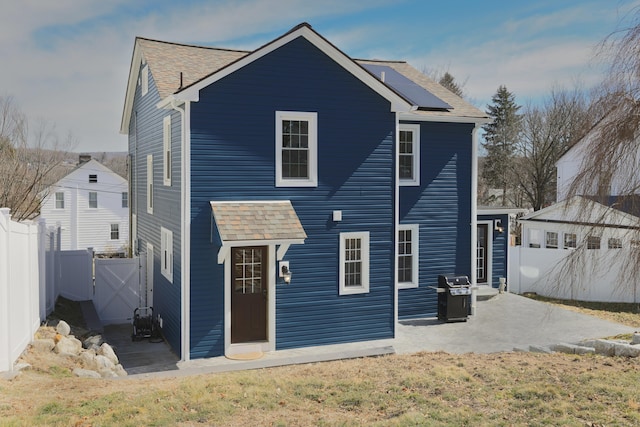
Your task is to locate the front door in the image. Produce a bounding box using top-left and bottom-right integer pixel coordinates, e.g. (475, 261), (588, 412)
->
(476, 224), (489, 284)
(231, 246), (268, 343)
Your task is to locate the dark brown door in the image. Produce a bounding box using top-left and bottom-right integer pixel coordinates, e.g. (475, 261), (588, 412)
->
(476, 224), (488, 284)
(231, 246), (267, 343)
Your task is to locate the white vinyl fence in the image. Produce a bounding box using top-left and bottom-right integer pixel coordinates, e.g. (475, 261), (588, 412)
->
(0, 209), (42, 373)
(509, 245), (640, 303)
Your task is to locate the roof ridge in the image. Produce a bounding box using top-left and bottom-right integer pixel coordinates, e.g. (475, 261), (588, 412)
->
(135, 36), (250, 54)
(355, 58), (407, 64)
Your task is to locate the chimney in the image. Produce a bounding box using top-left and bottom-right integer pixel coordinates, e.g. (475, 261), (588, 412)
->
(79, 154), (91, 165)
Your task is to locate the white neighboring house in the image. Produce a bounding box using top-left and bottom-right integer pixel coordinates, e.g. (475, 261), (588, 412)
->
(39, 157), (129, 254)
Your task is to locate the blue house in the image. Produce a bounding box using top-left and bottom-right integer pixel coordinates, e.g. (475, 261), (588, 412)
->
(120, 23), (488, 360)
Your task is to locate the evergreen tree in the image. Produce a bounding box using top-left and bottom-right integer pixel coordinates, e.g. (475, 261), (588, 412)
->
(438, 72), (464, 98)
(481, 85), (522, 206)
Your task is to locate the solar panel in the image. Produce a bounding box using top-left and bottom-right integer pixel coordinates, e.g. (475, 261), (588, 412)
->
(362, 64), (451, 110)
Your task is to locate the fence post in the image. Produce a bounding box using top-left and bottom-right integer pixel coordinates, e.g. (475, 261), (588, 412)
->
(38, 219), (47, 320)
(28, 220), (41, 332)
(0, 208), (12, 372)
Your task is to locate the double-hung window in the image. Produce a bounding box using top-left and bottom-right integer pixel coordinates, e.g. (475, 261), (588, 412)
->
(399, 124), (420, 186)
(55, 192), (64, 209)
(275, 111), (317, 187)
(339, 231), (370, 295)
(587, 235), (601, 250)
(88, 192), (97, 209)
(110, 224), (119, 240)
(161, 227), (173, 282)
(398, 224), (419, 288)
(563, 233), (577, 249)
(122, 192), (128, 208)
(545, 231), (558, 249)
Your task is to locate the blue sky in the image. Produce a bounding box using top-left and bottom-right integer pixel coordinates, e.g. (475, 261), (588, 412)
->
(1, 0), (638, 152)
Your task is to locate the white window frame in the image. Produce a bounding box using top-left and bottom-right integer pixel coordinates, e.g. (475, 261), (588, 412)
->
(55, 192), (64, 209)
(122, 192), (128, 208)
(88, 191), (98, 209)
(147, 154), (153, 214)
(110, 223), (119, 240)
(161, 227), (173, 283)
(608, 237), (623, 249)
(398, 224), (419, 289)
(545, 231), (558, 249)
(141, 65), (149, 96)
(339, 231), (370, 295)
(275, 111), (318, 187)
(399, 123), (420, 186)
(163, 115), (172, 186)
(563, 232), (577, 249)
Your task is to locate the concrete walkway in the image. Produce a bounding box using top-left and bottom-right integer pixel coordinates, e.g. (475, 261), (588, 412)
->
(112, 293), (636, 379)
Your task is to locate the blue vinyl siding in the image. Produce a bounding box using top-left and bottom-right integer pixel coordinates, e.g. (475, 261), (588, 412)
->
(478, 213), (509, 287)
(188, 36), (396, 358)
(398, 121), (474, 319)
(128, 65), (182, 356)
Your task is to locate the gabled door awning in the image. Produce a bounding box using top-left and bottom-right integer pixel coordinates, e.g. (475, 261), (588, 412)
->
(210, 201), (307, 263)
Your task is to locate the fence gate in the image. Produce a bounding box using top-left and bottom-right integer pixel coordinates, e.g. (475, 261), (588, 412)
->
(94, 254), (146, 325)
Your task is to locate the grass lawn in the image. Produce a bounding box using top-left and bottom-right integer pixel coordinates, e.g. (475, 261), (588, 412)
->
(1, 297), (639, 426)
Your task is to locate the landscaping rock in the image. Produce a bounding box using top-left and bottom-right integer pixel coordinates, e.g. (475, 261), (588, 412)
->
(632, 333), (640, 345)
(32, 338), (55, 353)
(594, 339), (617, 356)
(95, 354), (116, 377)
(614, 343), (640, 358)
(14, 362), (31, 372)
(98, 343), (119, 365)
(55, 320), (71, 337)
(83, 335), (104, 350)
(551, 343), (577, 354)
(529, 345), (553, 354)
(573, 345), (595, 355)
(79, 350), (97, 370)
(114, 364), (128, 377)
(73, 368), (102, 379)
(54, 335), (82, 355)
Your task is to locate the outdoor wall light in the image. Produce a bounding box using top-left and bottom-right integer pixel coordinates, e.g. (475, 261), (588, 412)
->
(495, 219), (504, 234)
(279, 261), (292, 284)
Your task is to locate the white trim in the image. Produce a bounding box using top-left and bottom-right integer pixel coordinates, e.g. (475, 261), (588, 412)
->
(175, 25), (412, 113)
(339, 231), (370, 295)
(398, 123), (420, 186)
(160, 226), (173, 283)
(177, 101), (191, 362)
(476, 220), (493, 287)
(223, 245), (276, 357)
(163, 115), (172, 186)
(470, 123), (480, 315)
(146, 242), (154, 308)
(275, 111), (318, 187)
(399, 113), (490, 124)
(146, 154), (153, 214)
(397, 224), (419, 289)
(393, 112), (399, 335)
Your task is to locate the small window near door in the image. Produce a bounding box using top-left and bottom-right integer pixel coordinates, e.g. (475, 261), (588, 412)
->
(339, 231), (370, 295)
(398, 224), (419, 289)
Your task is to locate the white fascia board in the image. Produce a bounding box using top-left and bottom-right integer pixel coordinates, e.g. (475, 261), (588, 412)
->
(400, 112), (490, 124)
(174, 26), (413, 112)
(478, 208), (528, 216)
(120, 44), (144, 134)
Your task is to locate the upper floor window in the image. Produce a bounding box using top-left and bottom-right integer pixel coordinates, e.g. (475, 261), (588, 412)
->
(339, 231), (370, 295)
(122, 192), (128, 208)
(545, 231), (558, 249)
(163, 115), (172, 186)
(399, 124), (420, 186)
(55, 192), (64, 209)
(398, 224), (419, 289)
(88, 192), (97, 209)
(275, 111), (317, 187)
(89, 174), (97, 183)
(141, 65), (149, 96)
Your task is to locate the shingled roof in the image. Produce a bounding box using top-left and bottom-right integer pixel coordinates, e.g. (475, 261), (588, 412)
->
(121, 24), (487, 133)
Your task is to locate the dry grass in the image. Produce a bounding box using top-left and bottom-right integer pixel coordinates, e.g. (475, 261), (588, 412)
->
(2, 296), (640, 426)
(2, 352), (640, 426)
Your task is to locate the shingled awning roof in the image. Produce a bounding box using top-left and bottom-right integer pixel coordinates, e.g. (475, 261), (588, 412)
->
(210, 201), (307, 244)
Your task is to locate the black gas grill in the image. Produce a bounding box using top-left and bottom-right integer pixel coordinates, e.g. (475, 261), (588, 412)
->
(437, 274), (471, 322)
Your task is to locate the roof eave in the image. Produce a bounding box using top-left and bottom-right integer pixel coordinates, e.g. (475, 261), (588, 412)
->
(120, 39), (145, 135)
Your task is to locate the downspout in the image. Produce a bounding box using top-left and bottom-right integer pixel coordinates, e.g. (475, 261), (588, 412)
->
(393, 112), (400, 336)
(170, 99), (191, 362)
(470, 122), (481, 315)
